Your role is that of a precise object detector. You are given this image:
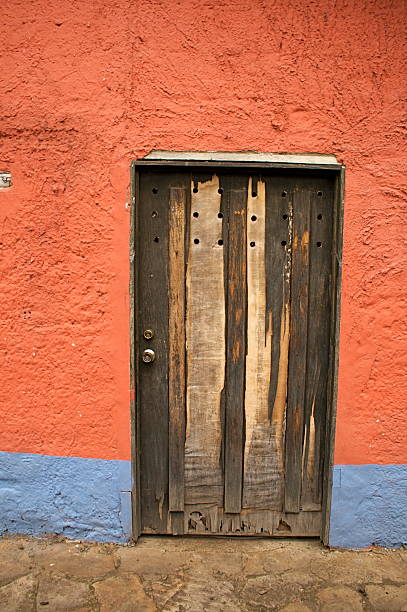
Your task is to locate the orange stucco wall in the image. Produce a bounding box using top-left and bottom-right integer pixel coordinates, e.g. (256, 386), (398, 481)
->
(1, 0), (406, 466)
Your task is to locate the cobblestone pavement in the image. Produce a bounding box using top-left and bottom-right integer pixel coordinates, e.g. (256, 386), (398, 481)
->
(0, 535), (406, 611)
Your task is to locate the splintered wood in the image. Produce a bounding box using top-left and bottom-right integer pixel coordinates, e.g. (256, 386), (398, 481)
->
(185, 176), (225, 505)
(138, 171), (335, 537)
(243, 178), (280, 509)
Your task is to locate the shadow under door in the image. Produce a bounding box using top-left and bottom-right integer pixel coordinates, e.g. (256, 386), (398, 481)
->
(134, 168), (337, 537)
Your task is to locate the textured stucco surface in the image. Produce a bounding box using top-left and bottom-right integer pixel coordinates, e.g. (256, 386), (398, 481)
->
(0, 452), (132, 542)
(0, 0), (406, 543)
(330, 465), (407, 549)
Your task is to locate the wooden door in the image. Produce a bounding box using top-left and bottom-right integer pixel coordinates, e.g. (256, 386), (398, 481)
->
(135, 169), (336, 537)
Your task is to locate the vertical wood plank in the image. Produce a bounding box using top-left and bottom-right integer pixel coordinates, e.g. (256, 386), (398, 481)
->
(242, 178), (276, 508)
(138, 171), (170, 533)
(185, 175), (225, 505)
(168, 187), (186, 512)
(322, 168), (345, 544)
(265, 177), (293, 510)
(224, 175), (247, 514)
(301, 181), (334, 510)
(285, 185), (310, 513)
(131, 164), (141, 540)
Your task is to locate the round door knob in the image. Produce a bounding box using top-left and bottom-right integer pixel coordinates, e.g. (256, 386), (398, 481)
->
(142, 348), (155, 363)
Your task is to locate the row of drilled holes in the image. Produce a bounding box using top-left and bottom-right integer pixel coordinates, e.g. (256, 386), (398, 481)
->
(152, 188), (324, 198)
(193, 212), (324, 221)
(154, 210), (323, 221)
(153, 237), (323, 248)
(191, 240), (323, 248)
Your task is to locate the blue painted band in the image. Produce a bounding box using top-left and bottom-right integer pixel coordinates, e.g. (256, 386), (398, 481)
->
(2, 453), (405, 548)
(329, 464), (407, 549)
(0, 451), (132, 543)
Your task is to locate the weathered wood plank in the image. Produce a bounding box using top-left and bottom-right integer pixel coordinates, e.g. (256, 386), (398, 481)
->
(224, 175), (248, 514)
(168, 511), (185, 535)
(252, 176), (293, 510)
(301, 180), (334, 510)
(138, 171), (170, 533)
(242, 178), (277, 509)
(168, 186), (186, 512)
(285, 185), (311, 513)
(185, 175), (225, 506)
(184, 504), (321, 536)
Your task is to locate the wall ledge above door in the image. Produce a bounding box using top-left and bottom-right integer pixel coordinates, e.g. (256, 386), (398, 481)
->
(134, 151), (343, 172)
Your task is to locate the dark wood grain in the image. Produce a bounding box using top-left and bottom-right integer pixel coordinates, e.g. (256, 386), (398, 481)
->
(138, 171), (170, 533)
(301, 180), (334, 510)
(322, 167), (345, 544)
(135, 165), (341, 539)
(267, 177), (292, 420)
(131, 164), (141, 540)
(224, 175), (248, 514)
(263, 177), (294, 510)
(168, 187), (186, 512)
(285, 184), (310, 513)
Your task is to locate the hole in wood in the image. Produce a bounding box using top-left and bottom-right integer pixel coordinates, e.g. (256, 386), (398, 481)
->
(251, 215), (257, 222)
(151, 211), (158, 218)
(317, 241), (322, 247)
(252, 191), (257, 198)
(282, 191), (287, 197)
(193, 211), (199, 218)
(281, 240), (287, 247)
(153, 236), (159, 243)
(193, 187), (198, 193)
(317, 190), (323, 196)
(317, 213), (323, 220)
(188, 511), (207, 531)
(194, 238), (200, 244)
(277, 519), (292, 532)
(250, 241), (256, 247)
(218, 188), (223, 194)
(217, 239), (223, 246)
(152, 187), (158, 194)
(282, 214), (288, 220)
(218, 212), (223, 219)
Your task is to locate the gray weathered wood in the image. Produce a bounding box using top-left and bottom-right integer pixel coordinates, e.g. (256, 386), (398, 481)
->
(301, 180), (334, 510)
(184, 504), (321, 536)
(134, 164), (342, 540)
(243, 177), (282, 510)
(184, 175), (225, 506)
(168, 187), (186, 512)
(285, 184), (311, 513)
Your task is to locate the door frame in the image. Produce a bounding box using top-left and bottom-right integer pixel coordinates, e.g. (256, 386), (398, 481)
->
(129, 152), (345, 544)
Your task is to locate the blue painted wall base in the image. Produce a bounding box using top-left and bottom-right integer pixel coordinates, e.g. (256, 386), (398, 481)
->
(2, 453), (406, 547)
(0, 451), (132, 543)
(329, 464), (407, 549)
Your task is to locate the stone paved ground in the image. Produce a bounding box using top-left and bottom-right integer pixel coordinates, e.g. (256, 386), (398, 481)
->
(0, 535), (406, 611)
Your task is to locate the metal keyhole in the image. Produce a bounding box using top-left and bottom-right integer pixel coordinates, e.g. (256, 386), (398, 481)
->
(142, 349), (155, 363)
